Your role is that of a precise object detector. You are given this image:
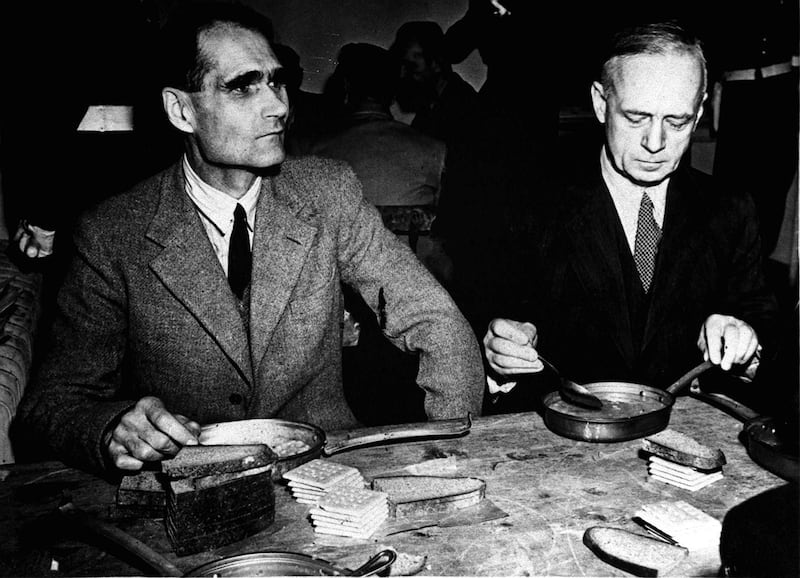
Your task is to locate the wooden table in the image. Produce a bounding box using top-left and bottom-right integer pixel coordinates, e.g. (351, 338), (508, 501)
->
(0, 396), (793, 576)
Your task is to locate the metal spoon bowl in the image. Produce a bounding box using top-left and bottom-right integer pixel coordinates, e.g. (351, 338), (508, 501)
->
(537, 355), (604, 410)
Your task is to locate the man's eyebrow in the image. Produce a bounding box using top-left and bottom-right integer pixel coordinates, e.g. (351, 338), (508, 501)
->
(221, 70), (264, 90)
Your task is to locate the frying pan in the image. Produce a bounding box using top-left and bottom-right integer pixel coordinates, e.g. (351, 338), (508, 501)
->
(59, 502), (396, 576)
(688, 384), (799, 483)
(198, 414), (472, 479)
(542, 360), (714, 442)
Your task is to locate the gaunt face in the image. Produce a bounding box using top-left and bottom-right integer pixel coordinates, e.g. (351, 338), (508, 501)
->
(591, 52), (705, 186)
(180, 23), (289, 188)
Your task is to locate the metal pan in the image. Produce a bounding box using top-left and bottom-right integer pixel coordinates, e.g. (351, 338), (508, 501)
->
(198, 414), (472, 479)
(542, 361), (713, 442)
(687, 385), (799, 483)
(59, 502), (396, 576)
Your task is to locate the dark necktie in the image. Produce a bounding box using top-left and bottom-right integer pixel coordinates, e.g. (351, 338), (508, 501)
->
(228, 204), (251, 300)
(633, 191), (661, 293)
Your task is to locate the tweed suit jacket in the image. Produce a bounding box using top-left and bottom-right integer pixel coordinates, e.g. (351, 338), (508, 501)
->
(488, 162), (778, 410)
(17, 157), (484, 474)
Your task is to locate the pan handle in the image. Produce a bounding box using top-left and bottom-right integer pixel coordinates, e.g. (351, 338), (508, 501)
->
(347, 549), (397, 576)
(323, 414), (472, 456)
(58, 502), (184, 577)
(688, 383), (760, 422)
(665, 360), (714, 396)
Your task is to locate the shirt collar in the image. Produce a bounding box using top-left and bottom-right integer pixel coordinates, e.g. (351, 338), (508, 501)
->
(182, 155), (261, 236)
(599, 146), (668, 222)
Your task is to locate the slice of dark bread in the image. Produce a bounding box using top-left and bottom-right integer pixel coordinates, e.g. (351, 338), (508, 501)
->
(583, 526), (689, 577)
(642, 429), (726, 470)
(162, 444), (277, 479)
(371, 475), (485, 517)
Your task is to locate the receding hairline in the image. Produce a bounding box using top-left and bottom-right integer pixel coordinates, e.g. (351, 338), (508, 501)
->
(602, 45), (707, 109)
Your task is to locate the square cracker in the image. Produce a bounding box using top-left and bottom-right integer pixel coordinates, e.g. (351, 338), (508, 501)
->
(283, 459), (361, 489)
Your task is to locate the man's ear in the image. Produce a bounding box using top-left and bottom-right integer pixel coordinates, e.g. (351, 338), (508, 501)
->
(693, 91), (708, 130)
(162, 88), (195, 134)
(590, 81), (607, 124)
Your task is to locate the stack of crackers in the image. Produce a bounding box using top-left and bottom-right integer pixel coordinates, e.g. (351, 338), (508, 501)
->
(283, 459), (366, 505)
(641, 430), (725, 492)
(283, 459), (388, 538)
(646, 456), (724, 491)
(310, 485), (389, 539)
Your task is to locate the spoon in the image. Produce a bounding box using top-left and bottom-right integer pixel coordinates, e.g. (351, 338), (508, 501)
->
(538, 355), (604, 410)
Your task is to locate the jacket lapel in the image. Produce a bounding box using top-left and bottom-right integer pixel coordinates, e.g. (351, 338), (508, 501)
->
(642, 169), (706, 350)
(146, 165), (254, 383)
(564, 178), (636, 367)
(248, 177), (318, 369)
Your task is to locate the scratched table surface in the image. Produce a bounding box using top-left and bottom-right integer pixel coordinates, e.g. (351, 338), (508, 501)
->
(0, 396), (792, 576)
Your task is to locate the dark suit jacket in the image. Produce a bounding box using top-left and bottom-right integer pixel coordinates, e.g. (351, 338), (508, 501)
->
(17, 157), (484, 473)
(487, 163), (778, 410)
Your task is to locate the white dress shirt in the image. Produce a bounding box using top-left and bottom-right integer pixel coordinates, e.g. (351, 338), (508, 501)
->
(600, 147), (668, 254)
(182, 156), (260, 276)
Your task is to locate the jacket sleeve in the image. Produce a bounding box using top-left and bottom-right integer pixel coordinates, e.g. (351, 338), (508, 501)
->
(14, 210), (134, 475)
(328, 164), (486, 419)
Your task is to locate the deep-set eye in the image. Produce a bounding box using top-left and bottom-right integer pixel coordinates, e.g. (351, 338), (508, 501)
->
(268, 68), (289, 90)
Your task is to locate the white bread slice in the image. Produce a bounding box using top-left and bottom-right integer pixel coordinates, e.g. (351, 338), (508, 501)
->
(583, 526), (689, 577)
(371, 475), (485, 517)
(642, 429), (726, 470)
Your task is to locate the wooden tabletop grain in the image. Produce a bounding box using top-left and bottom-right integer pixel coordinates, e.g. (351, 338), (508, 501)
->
(0, 396), (792, 576)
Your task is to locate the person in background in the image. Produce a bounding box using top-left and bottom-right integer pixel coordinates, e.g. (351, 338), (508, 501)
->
(389, 20), (495, 334)
(703, 0), (799, 265)
(444, 0), (561, 192)
(309, 42), (449, 425)
(14, 1), (485, 476)
(310, 43), (446, 215)
(480, 21), (778, 413)
(271, 43), (333, 157)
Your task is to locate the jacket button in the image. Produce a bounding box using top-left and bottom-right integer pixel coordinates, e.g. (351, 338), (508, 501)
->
(229, 393), (243, 405)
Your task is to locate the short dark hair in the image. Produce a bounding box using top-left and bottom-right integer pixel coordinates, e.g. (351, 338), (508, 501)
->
(600, 21), (707, 106)
(159, 1), (274, 92)
(390, 21), (450, 72)
(336, 43), (398, 108)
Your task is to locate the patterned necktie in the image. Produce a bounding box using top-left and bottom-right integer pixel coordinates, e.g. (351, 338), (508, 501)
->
(228, 204), (251, 300)
(633, 191), (661, 293)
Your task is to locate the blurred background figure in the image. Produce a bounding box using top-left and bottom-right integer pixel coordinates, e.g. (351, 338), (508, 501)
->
(444, 0), (561, 198)
(390, 20), (494, 332)
(702, 0), (799, 301)
(272, 42), (334, 157)
(310, 43), (445, 216)
(310, 42), (449, 426)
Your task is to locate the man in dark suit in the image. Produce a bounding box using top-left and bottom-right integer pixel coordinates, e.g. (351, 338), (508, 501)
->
(481, 21), (777, 410)
(15, 2), (484, 475)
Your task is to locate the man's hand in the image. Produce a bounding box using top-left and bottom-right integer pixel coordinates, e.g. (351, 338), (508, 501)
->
(698, 314), (760, 371)
(106, 396), (200, 471)
(483, 318), (543, 377)
(14, 220), (55, 258)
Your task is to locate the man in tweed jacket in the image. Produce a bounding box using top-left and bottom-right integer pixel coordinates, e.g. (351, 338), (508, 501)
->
(16, 3), (484, 475)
